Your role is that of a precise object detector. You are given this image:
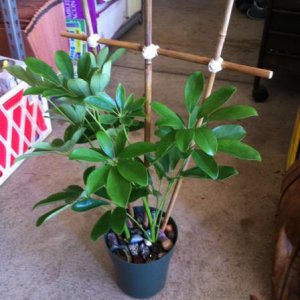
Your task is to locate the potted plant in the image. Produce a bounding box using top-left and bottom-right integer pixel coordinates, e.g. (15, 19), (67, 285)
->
(7, 48), (261, 298)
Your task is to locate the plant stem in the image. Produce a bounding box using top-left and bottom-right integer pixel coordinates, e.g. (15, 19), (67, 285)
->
(123, 223), (131, 240)
(142, 197), (156, 241)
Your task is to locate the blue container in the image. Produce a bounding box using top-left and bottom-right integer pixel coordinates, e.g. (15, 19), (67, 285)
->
(105, 207), (178, 299)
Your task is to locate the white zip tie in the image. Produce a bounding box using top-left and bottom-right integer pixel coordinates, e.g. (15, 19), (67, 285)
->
(87, 34), (100, 48)
(208, 57), (224, 73)
(142, 44), (159, 60)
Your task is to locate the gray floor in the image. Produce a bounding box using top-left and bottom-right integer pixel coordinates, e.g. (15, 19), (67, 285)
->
(1, 1), (300, 299)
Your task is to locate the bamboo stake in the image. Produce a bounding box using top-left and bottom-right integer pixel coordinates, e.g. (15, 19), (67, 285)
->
(81, 0), (97, 56)
(144, 0), (153, 142)
(162, 0), (236, 230)
(60, 32), (273, 79)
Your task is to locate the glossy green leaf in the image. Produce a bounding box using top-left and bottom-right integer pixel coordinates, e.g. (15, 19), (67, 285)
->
(194, 127), (218, 156)
(91, 211), (111, 241)
(218, 139), (261, 161)
(198, 86), (236, 117)
(71, 198), (107, 212)
(6, 65), (36, 86)
(90, 69), (110, 94)
(42, 88), (69, 97)
(129, 187), (150, 203)
(98, 114), (117, 125)
(175, 128), (194, 152)
(36, 205), (70, 226)
(33, 192), (70, 209)
(109, 48), (126, 63)
(69, 148), (107, 162)
(86, 165), (110, 194)
(119, 142), (156, 159)
(107, 168), (131, 207)
(156, 132), (175, 158)
(207, 105), (258, 122)
(181, 167), (209, 179)
(55, 51), (74, 80)
(115, 83), (126, 109)
(212, 125), (246, 140)
(192, 150), (219, 179)
(152, 101), (184, 129)
(67, 79), (90, 96)
(111, 207), (127, 235)
(83, 166), (96, 184)
(115, 130), (127, 155)
(117, 159), (148, 186)
(185, 71), (204, 113)
(25, 57), (60, 86)
(217, 166), (239, 180)
(96, 131), (115, 158)
(188, 105), (200, 128)
(84, 93), (116, 112)
(77, 52), (96, 80)
(59, 104), (82, 124)
(24, 87), (46, 96)
(97, 47), (109, 68)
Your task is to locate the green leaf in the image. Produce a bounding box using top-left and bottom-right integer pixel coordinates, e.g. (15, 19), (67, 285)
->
(67, 79), (91, 96)
(25, 57), (60, 86)
(59, 104), (80, 124)
(71, 198), (107, 212)
(192, 150), (219, 179)
(107, 168), (131, 207)
(207, 105), (258, 122)
(129, 187), (150, 203)
(115, 83), (126, 109)
(156, 132), (175, 158)
(24, 87), (46, 96)
(111, 207), (127, 234)
(185, 71), (204, 113)
(86, 165), (110, 195)
(212, 125), (246, 140)
(188, 106), (200, 128)
(98, 114), (117, 124)
(218, 139), (261, 161)
(90, 68), (110, 94)
(115, 130), (127, 155)
(84, 93), (116, 112)
(119, 142), (156, 159)
(91, 211), (111, 241)
(77, 52), (96, 80)
(152, 101), (184, 129)
(42, 88), (69, 97)
(96, 131), (115, 158)
(33, 192), (70, 209)
(6, 65), (36, 86)
(218, 166), (239, 180)
(198, 86), (237, 117)
(175, 128), (194, 152)
(97, 47), (109, 68)
(55, 51), (74, 80)
(109, 48), (126, 63)
(83, 166), (96, 184)
(194, 127), (218, 156)
(69, 148), (108, 162)
(117, 159), (148, 186)
(15, 151), (52, 162)
(36, 205), (70, 226)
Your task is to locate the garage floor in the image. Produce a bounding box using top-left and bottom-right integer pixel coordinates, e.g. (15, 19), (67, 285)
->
(1, 1), (299, 299)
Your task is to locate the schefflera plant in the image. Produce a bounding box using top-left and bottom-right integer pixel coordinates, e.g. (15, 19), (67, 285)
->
(8, 50), (261, 245)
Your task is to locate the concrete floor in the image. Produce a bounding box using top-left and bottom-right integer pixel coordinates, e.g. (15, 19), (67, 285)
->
(1, 1), (300, 299)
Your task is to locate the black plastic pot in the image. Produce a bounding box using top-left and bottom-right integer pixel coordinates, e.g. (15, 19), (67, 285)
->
(104, 206), (178, 299)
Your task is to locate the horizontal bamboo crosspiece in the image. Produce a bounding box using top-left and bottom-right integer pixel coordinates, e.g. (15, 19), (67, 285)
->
(60, 32), (273, 80)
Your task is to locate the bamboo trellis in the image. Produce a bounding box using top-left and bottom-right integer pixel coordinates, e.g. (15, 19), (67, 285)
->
(63, 0), (273, 230)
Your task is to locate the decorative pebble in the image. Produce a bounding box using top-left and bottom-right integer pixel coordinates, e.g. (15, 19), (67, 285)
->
(139, 243), (150, 260)
(144, 239), (152, 247)
(166, 231), (175, 240)
(158, 230), (167, 241)
(130, 234), (144, 244)
(161, 238), (173, 251)
(146, 253), (158, 263)
(107, 232), (119, 251)
(131, 229), (143, 235)
(128, 243), (139, 256)
(113, 247), (132, 263)
(165, 224), (173, 233)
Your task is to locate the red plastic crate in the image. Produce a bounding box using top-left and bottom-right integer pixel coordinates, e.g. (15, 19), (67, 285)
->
(0, 81), (52, 185)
